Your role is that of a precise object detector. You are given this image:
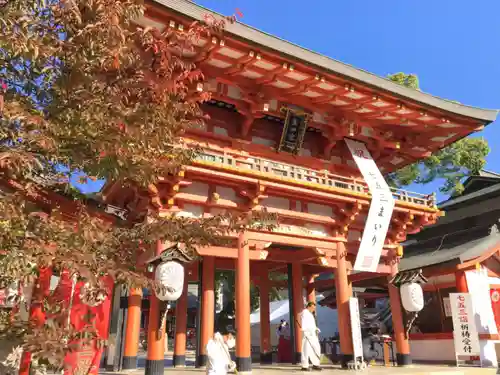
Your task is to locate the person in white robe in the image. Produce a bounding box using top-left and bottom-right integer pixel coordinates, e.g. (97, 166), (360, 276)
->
(300, 302), (322, 371)
(206, 330), (236, 375)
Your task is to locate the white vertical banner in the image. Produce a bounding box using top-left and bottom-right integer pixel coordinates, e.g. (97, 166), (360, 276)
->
(349, 297), (364, 361)
(465, 268), (498, 334)
(449, 293), (480, 356)
(345, 139), (396, 272)
(465, 267), (498, 367)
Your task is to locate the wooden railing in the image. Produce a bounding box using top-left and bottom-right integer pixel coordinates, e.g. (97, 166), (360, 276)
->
(194, 148), (437, 208)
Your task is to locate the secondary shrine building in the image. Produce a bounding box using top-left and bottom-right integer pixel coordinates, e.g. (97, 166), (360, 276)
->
(101, 1), (498, 374)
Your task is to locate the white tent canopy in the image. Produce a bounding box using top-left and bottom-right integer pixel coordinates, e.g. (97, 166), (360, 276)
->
(249, 296), (339, 347)
(250, 300), (290, 325)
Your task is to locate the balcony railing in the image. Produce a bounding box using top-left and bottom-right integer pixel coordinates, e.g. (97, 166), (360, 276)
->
(194, 148), (437, 208)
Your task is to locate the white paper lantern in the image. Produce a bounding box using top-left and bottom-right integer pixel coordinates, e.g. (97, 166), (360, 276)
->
(400, 283), (424, 312)
(154, 261), (184, 301)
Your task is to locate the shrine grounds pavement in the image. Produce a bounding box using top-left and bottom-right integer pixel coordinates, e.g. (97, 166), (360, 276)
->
(106, 364), (498, 374)
(103, 352), (498, 375)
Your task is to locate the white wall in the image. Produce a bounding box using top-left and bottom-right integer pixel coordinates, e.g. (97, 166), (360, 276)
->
(371, 339), (456, 363)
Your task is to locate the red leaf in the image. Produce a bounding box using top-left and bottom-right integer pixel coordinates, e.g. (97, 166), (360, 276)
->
(235, 8), (244, 18)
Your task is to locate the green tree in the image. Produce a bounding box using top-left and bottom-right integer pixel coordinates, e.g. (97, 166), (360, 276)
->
(215, 271), (284, 313)
(0, 1), (272, 372)
(388, 72), (420, 90)
(214, 270), (285, 333)
(386, 73), (490, 195)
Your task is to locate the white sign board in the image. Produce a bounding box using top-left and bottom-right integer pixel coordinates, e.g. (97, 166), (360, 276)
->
(349, 297), (364, 361)
(345, 139), (396, 272)
(449, 293), (480, 356)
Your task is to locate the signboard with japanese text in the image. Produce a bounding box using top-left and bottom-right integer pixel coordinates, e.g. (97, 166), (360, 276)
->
(278, 110), (308, 154)
(345, 138), (396, 272)
(349, 297), (364, 361)
(449, 293), (480, 356)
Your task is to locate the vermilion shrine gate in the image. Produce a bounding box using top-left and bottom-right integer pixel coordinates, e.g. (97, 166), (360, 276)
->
(4, 0), (498, 374)
(99, 1), (498, 374)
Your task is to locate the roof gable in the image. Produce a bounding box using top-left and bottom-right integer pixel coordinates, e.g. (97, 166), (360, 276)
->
(440, 170), (500, 208)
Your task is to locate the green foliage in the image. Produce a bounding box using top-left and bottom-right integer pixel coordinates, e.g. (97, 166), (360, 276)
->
(215, 270), (284, 330)
(386, 73), (490, 195)
(0, 0), (268, 370)
(388, 72), (420, 90)
(388, 137), (490, 195)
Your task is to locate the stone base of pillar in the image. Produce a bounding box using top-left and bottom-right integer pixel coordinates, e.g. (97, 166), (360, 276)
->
(236, 357), (252, 374)
(293, 352), (302, 365)
(396, 353), (412, 366)
(145, 359), (164, 375)
(260, 352), (273, 364)
(122, 356), (137, 370)
(173, 354), (186, 367)
(340, 354), (354, 369)
(196, 354), (207, 368)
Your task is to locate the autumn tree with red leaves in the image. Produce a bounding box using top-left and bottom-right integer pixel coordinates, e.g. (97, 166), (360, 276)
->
(0, 1), (269, 372)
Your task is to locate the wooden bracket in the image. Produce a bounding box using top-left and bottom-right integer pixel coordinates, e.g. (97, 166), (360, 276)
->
(240, 182), (267, 209)
(335, 201), (362, 236)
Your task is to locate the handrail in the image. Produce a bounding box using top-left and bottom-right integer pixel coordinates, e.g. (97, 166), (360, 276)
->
(194, 148), (437, 208)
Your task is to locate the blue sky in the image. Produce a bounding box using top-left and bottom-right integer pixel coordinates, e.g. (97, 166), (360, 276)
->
(192, 0), (500, 202)
(77, 0), (500, 202)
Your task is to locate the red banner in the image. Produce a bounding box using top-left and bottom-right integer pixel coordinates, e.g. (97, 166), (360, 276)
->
(490, 289), (500, 333)
(61, 275), (114, 375)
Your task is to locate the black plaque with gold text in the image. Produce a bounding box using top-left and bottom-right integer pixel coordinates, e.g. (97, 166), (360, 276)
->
(277, 109), (308, 154)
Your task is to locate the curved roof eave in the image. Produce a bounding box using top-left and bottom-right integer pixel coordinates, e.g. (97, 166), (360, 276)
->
(154, 0), (498, 124)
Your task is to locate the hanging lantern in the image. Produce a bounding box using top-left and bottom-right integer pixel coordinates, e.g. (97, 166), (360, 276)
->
(400, 282), (424, 312)
(154, 261), (184, 301)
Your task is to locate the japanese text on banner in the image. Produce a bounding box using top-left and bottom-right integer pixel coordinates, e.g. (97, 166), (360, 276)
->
(345, 139), (395, 272)
(449, 293), (480, 356)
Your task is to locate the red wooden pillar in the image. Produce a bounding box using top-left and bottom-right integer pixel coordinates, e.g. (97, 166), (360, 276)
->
(145, 241), (165, 375)
(197, 256), (215, 367)
(258, 272), (272, 364)
(173, 275), (189, 367)
(291, 262), (304, 365)
(19, 267), (53, 375)
(306, 274), (316, 304)
(388, 268), (411, 366)
(122, 288), (142, 370)
(456, 271), (469, 293)
(335, 242), (354, 368)
(235, 232), (252, 374)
